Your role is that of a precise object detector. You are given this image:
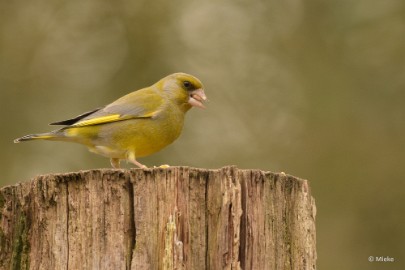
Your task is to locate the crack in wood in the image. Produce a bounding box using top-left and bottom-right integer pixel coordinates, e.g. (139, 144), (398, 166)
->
(0, 166), (317, 269)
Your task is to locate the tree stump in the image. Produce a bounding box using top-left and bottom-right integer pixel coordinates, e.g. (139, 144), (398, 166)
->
(0, 166), (316, 269)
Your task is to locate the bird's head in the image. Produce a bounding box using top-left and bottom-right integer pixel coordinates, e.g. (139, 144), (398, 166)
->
(159, 73), (207, 111)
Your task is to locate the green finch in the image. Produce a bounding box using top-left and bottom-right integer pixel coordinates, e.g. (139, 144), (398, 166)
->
(14, 73), (207, 168)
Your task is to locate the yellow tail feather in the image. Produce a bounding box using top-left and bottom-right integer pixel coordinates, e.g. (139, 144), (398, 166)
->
(14, 133), (56, 143)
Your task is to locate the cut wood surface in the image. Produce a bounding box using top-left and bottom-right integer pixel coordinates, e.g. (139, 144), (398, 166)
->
(0, 166), (316, 270)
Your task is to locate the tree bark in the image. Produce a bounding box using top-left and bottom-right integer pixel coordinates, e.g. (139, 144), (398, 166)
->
(0, 166), (316, 270)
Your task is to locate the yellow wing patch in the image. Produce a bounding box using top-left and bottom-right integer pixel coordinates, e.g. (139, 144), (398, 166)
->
(71, 114), (122, 127)
(70, 111), (156, 127)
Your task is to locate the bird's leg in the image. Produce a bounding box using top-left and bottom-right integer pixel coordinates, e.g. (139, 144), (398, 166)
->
(110, 158), (121, 169)
(130, 159), (147, 169)
(127, 151), (147, 169)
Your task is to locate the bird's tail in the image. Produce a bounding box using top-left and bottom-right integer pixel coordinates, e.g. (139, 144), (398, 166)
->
(14, 132), (60, 143)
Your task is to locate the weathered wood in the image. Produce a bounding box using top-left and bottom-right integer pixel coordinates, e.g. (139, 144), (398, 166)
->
(0, 166), (316, 269)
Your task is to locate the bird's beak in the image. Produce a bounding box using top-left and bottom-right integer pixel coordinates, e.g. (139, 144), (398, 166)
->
(188, 88), (207, 109)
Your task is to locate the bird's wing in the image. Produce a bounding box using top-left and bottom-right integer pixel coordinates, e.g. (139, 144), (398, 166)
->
(49, 108), (102, 125)
(51, 88), (165, 128)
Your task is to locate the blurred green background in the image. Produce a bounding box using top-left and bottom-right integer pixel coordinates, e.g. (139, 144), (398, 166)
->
(1, 0), (404, 269)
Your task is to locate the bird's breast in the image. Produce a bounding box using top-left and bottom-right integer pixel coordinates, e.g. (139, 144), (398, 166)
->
(96, 106), (185, 158)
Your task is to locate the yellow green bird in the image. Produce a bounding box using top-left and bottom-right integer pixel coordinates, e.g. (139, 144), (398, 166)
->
(14, 73), (207, 168)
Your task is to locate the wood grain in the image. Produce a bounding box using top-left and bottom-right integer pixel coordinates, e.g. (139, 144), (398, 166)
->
(0, 167), (316, 269)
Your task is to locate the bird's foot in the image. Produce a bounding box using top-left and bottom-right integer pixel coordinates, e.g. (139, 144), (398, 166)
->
(110, 158), (121, 169)
(129, 158), (147, 169)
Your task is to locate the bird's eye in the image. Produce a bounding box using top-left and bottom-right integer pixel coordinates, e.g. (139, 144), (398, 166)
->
(183, 81), (191, 89)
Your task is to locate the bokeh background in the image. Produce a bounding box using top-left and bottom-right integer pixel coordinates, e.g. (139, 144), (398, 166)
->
(1, 0), (404, 269)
